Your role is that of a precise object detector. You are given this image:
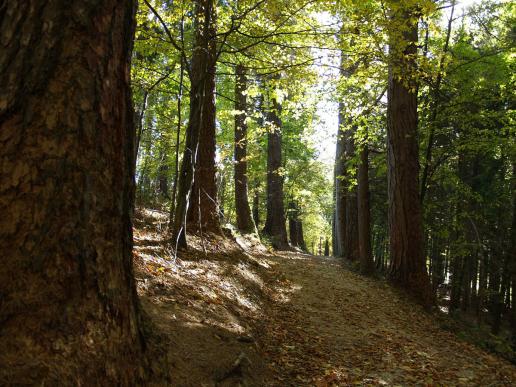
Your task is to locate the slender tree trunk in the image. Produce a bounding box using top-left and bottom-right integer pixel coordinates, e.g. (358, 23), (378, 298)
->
(0, 1), (145, 383)
(217, 172), (226, 221)
(297, 220), (307, 251)
(253, 182), (260, 227)
(288, 201), (300, 247)
(135, 71), (170, 163)
(462, 254), (472, 311)
(489, 236), (503, 334)
(263, 83), (289, 249)
(420, 0), (455, 203)
(358, 144), (374, 275)
(510, 161), (516, 347)
(333, 99), (346, 257)
(158, 151), (169, 200)
(477, 250), (488, 321)
(135, 90), (149, 162)
(431, 237), (445, 294)
(234, 64), (256, 233)
(169, 22), (185, 227)
(137, 115), (154, 203)
(173, 0), (218, 248)
(344, 126), (359, 261)
(324, 239), (330, 256)
(386, 5), (433, 307)
(450, 250), (464, 312)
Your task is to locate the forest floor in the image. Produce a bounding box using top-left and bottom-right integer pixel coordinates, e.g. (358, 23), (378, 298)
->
(134, 208), (516, 386)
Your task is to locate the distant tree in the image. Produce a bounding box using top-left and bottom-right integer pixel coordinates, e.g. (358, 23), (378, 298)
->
(263, 79), (289, 250)
(358, 143), (374, 275)
(234, 64), (257, 234)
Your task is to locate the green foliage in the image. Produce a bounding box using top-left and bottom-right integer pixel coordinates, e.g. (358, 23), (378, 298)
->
(131, 2), (515, 350)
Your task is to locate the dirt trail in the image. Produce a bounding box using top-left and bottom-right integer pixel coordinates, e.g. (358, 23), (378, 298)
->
(133, 210), (515, 386)
(261, 252), (516, 386)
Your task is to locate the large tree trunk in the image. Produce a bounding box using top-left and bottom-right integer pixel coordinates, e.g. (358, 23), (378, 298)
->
(262, 86), (289, 250)
(0, 1), (145, 384)
(186, 0), (220, 235)
(234, 64), (256, 234)
(358, 144), (374, 275)
(386, 6), (433, 307)
(172, 0), (219, 248)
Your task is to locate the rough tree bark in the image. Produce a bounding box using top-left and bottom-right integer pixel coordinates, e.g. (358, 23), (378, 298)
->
(386, 3), (433, 307)
(186, 0), (221, 235)
(172, 0), (219, 248)
(0, 1), (145, 384)
(234, 64), (256, 234)
(262, 83), (289, 250)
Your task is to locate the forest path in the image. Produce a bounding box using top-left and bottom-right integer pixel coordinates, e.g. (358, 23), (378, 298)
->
(261, 252), (516, 386)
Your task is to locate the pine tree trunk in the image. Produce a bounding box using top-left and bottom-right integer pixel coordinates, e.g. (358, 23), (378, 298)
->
(0, 1), (145, 383)
(358, 145), (374, 275)
(386, 7), (433, 307)
(173, 0), (219, 247)
(263, 87), (289, 250)
(187, 0), (220, 235)
(234, 64), (256, 234)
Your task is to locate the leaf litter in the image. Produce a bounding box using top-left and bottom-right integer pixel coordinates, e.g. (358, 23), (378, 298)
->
(133, 209), (516, 386)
